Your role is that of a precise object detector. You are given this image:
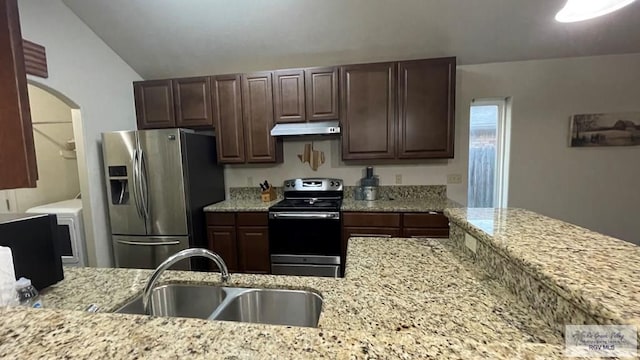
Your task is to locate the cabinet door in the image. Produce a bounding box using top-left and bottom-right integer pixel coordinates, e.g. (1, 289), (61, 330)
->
(207, 226), (238, 272)
(340, 63), (396, 160)
(241, 72), (282, 163)
(211, 74), (245, 163)
(398, 58), (455, 158)
(402, 227), (450, 238)
(133, 80), (175, 129)
(173, 76), (212, 128)
(0, 0), (37, 189)
(237, 226), (270, 274)
(305, 67), (339, 121)
(273, 69), (305, 123)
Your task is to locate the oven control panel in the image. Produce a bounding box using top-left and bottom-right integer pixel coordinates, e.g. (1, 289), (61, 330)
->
(282, 178), (343, 191)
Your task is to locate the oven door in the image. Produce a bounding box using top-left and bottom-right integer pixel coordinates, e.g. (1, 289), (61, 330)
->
(269, 211), (341, 256)
(269, 211), (341, 277)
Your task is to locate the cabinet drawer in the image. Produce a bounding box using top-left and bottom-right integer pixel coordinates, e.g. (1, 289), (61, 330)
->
(342, 213), (401, 227)
(206, 212), (235, 226)
(403, 227), (449, 238)
(403, 212), (449, 228)
(236, 212), (268, 226)
(343, 227), (402, 239)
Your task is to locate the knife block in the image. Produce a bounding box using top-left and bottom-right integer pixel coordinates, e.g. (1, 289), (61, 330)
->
(261, 188), (276, 202)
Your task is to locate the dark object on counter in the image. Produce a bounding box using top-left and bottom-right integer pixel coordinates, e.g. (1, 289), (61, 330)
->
(0, 213), (64, 290)
(366, 166), (374, 178)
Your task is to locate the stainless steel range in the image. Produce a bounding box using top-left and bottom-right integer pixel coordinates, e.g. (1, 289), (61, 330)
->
(268, 178), (343, 278)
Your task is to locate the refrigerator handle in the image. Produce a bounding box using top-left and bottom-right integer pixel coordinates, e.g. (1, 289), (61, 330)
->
(139, 146), (150, 224)
(115, 239), (180, 246)
(131, 149), (144, 219)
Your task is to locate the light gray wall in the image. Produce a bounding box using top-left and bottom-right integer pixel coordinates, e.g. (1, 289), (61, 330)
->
(18, 0), (143, 267)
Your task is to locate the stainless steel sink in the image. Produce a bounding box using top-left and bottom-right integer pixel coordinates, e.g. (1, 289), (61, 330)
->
(209, 288), (323, 328)
(115, 283), (227, 319)
(114, 284), (323, 327)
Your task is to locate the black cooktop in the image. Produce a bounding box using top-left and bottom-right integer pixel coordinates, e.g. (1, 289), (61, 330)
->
(269, 198), (342, 212)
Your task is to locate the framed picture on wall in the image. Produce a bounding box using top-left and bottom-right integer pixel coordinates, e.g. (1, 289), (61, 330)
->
(569, 112), (640, 147)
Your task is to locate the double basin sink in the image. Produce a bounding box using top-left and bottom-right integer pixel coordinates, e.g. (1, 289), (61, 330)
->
(115, 283), (323, 328)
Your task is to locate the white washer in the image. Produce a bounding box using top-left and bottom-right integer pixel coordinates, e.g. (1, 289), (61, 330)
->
(27, 199), (87, 267)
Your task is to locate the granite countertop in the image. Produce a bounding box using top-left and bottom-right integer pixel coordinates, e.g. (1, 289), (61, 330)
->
(203, 198), (280, 212)
(205, 197), (461, 213)
(341, 197), (461, 212)
(0, 237), (563, 358)
(445, 207), (640, 331)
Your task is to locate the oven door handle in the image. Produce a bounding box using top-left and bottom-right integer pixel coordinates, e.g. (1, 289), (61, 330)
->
(269, 212), (340, 220)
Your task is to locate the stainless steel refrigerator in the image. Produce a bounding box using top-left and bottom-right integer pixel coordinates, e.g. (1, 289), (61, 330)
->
(101, 129), (224, 270)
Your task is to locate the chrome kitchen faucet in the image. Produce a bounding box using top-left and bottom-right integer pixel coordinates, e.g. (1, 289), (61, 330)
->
(142, 248), (230, 315)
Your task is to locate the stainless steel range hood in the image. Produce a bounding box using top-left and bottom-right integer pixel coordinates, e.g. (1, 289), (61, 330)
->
(270, 121), (340, 137)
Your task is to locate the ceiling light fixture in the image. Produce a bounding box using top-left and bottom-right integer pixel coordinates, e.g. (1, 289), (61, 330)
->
(555, 0), (637, 22)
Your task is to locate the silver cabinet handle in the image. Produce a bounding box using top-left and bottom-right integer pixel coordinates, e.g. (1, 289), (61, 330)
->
(350, 234), (392, 238)
(409, 235), (429, 239)
(428, 211), (440, 215)
(116, 240), (180, 246)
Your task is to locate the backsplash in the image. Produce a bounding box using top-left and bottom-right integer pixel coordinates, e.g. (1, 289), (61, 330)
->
(229, 185), (446, 201)
(229, 187), (283, 200)
(343, 185), (446, 200)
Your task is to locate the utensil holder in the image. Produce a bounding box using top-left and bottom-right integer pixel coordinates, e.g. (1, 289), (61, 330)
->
(261, 188), (276, 202)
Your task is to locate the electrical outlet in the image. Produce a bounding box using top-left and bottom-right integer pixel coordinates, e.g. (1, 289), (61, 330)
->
(395, 174), (402, 184)
(247, 176), (253, 186)
(447, 174), (462, 184)
(464, 233), (478, 254)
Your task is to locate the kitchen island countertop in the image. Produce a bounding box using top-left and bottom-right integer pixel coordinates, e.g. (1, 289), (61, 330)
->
(446, 207), (640, 331)
(0, 237), (562, 359)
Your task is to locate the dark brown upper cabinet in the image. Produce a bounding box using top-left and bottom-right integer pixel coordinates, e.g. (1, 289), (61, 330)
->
(133, 80), (175, 129)
(173, 76), (213, 128)
(305, 66), (339, 121)
(241, 72), (282, 163)
(340, 62), (396, 160)
(211, 74), (246, 163)
(273, 69), (305, 123)
(398, 58), (455, 159)
(0, 0), (38, 189)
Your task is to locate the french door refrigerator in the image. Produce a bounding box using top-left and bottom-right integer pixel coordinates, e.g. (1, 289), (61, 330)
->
(102, 129), (224, 270)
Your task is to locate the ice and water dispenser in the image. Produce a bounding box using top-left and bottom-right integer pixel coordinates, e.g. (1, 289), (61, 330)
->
(108, 166), (129, 205)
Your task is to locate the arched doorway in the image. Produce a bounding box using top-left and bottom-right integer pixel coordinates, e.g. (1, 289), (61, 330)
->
(19, 80), (96, 267)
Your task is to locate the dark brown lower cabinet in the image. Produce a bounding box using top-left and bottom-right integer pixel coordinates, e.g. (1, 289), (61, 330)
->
(401, 212), (450, 238)
(237, 227), (270, 274)
(207, 226), (238, 272)
(205, 212), (270, 274)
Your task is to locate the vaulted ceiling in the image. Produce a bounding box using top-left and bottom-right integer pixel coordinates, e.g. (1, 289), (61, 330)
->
(62, 0), (640, 79)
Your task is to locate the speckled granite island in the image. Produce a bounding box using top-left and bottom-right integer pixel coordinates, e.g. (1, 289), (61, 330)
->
(0, 237), (565, 359)
(445, 207), (640, 337)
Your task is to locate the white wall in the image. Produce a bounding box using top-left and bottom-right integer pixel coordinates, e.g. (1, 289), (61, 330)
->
(13, 85), (79, 212)
(18, 0), (142, 266)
